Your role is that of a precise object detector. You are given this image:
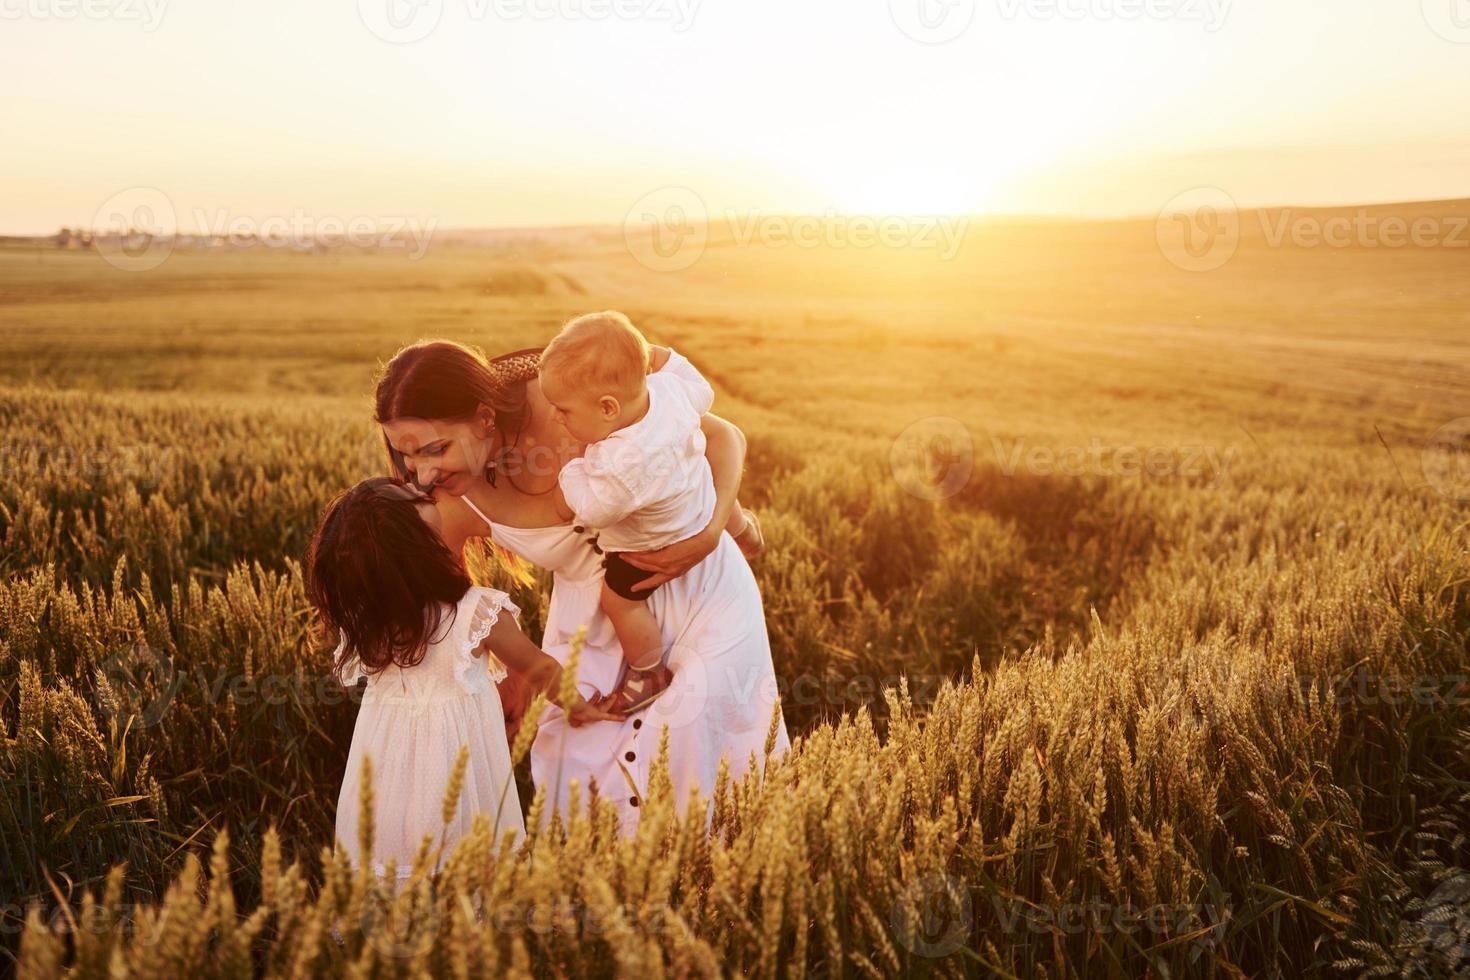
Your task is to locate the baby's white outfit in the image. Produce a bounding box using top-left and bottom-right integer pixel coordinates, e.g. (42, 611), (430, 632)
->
(557, 349), (716, 551)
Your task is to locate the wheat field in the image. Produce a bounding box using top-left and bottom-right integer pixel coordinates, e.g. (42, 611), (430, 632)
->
(2, 207), (1468, 977)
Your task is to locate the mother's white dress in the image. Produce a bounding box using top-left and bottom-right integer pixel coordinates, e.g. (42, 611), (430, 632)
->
(462, 496), (788, 834)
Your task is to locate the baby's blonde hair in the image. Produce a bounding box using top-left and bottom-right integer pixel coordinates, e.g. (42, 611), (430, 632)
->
(539, 310), (650, 397)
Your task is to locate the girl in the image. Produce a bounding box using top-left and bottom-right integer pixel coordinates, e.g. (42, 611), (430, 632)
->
(307, 477), (615, 884)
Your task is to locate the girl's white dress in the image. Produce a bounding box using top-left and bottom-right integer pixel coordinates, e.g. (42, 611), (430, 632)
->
(333, 586), (526, 880)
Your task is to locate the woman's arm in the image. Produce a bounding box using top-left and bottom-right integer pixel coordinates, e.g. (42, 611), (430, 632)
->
(620, 411), (747, 590)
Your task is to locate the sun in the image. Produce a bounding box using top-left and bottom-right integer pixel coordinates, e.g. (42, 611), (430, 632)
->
(800, 149), (1011, 218)
(829, 168), (995, 217)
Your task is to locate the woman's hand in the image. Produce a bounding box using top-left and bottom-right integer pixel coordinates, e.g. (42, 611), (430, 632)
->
(620, 526), (719, 591)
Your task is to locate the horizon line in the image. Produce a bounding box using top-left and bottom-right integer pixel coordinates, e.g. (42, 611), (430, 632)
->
(4, 193), (1468, 240)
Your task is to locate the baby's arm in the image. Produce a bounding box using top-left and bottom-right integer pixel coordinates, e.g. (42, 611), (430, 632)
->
(650, 350), (753, 547)
(557, 450), (641, 530)
(476, 614), (621, 726)
(648, 346), (715, 415)
(651, 348), (748, 539)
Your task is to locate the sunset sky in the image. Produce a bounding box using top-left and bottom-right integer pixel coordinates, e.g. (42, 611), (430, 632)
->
(3, 0), (1469, 233)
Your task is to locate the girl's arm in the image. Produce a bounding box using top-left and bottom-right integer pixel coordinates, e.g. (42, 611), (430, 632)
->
(497, 669), (533, 745)
(620, 411), (747, 590)
(480, 615), (622, 726)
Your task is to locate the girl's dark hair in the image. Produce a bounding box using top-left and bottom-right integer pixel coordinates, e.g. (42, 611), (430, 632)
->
(373, 340), (535, 482)
(307, 477), (471, 682)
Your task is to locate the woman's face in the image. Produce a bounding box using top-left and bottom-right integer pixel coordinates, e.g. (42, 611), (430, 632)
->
(381, 415), (495, 498)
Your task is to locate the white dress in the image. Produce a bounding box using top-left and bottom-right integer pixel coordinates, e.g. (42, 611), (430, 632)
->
(333, 587), (526, 880)
(460, 498), (790, 837)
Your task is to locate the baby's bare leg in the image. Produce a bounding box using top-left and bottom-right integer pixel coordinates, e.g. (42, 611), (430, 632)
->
(601, 581), (663, 670)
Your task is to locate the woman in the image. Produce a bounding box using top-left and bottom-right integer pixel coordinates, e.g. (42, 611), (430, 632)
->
(372, 338), (788, 835)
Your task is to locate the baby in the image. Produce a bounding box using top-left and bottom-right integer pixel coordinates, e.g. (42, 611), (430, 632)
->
(539, 311), (760, 713)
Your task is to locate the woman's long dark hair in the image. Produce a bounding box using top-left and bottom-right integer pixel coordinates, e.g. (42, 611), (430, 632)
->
(373, 340), (537, 482)
(307, 477), (471, 681)
(372, 339), (540, 589)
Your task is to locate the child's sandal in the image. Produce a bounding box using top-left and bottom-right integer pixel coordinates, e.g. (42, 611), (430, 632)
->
(603, 661), (675, 715)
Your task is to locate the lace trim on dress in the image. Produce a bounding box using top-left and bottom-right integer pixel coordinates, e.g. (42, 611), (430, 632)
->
(456, 587), (520, 690)
(333, 630), (366, 687)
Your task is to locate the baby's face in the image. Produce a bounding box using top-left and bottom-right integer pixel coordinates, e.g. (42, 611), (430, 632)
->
(539, 367), (619, 445)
